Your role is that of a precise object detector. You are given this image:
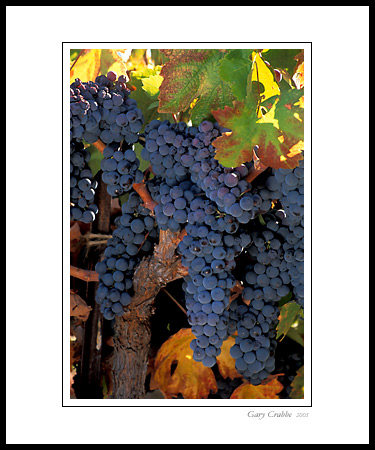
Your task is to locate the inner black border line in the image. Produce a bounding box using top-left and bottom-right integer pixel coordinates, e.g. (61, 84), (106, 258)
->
(63, 42), (312, 407)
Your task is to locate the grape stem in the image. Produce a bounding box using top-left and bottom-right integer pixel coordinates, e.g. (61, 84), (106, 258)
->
(161, 288), (187, 315)
(133, 181), (158, 213)
(70, 49), (85, 71)
(178, 227), (187, 241)
(245, 147), (268, 183)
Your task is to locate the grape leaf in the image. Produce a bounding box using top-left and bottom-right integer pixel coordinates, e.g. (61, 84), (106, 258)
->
(289, 366), (304, 399)
(98, 49), (127, 79)
(286, 322), (304, 347)
(70, 49), (101, 84)
(128, 66), (174, 128)
(219, 49), (253, 101)
(151, 328), (217, 399)
(87, 144), (104, 177)
(293, 61), (304, 89)
(216, 336), (243, 380)
(230, 378), (283, 399)
(276, 301), (304, 341)
(70, 49), (127, 84)
(158, 49), (235, 125)
(263, 88), (304, 142)
(212, 88), (304, 169)
(263, 49), (303, 78)
(141, 73), (164, 97)
(219, 50), (281, 103)
(262, 49), (303, 89)
(251, 53), (281, 102)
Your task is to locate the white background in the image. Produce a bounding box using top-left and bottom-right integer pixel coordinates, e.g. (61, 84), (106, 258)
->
(6, 6), (369, 445)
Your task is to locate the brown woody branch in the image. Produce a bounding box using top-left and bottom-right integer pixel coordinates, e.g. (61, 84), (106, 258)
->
(70, 265), (99, 282)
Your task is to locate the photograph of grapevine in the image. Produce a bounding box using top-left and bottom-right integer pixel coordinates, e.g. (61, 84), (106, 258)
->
(69, 48), (305, 400)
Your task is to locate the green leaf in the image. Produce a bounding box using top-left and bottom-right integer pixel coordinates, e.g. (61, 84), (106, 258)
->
(286, 323), (304, 347)
(151, 49), (169, 66)
(276, 301), (304, 341)
(86, 144), (103, 177)
(141, 74), (164, 97)
(263, 88), (304, 142)
(158, 49), (235, 125)
(219, 49), (253, 101)
(289, 366), (304, 399)
(263, 49), (302, 78)
(128, 66), (174, 129)
(278, 290), (293, 307)
(212, 94), (300, 169)
(134, 141), (149, 173)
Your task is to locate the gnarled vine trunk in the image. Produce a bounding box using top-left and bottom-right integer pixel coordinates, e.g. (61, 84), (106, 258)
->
(111, 229), (188, 399)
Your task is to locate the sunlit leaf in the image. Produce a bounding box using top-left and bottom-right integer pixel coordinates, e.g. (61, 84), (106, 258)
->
(70, 49), (101, 84)
(128, 65), (174, 128)
(69, 49), (127, 84)
(251, 52), (281, 102)
(276, 301), (304, 341)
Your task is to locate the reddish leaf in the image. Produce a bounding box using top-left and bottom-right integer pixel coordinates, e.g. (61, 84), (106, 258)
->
(158, 49), (234, 124)
(212, 98), (303, 169)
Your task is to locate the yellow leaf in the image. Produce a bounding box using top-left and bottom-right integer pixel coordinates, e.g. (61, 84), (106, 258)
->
(216, 336), (243, 380)
(230, 378), (283, 399)
(252, 53), (281, 102)
(99, 49), (127, 78)
(70, 49), (101, 84)
(151, 328), (218, 399)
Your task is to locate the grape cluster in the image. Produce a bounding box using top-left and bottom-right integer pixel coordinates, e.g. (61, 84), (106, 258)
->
(141, 119), (195, 185)
(70, 72), (144, 146)
(270, 162), (304, 306)
(94, 113), (304, 386)
(227, 297), (278, 385)
(70, 139), (98, 223)
(94, 190), (158, 320)
(150, 179), (204, 233)
(70, 71), (145, 210)
(100, 141), (144, 197)
(177, 206), (253, 367)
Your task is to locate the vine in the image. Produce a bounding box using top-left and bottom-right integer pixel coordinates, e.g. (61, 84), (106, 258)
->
(69, 47), (305, 400)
